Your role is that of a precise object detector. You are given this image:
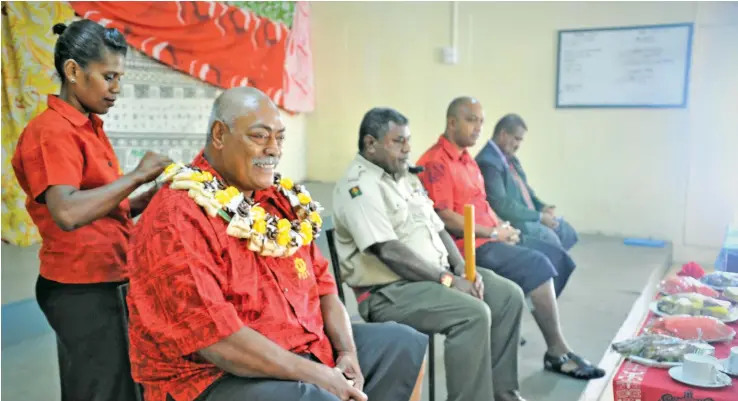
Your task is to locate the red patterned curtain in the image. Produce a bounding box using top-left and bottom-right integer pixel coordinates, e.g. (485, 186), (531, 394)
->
(70, 1), (314, 113)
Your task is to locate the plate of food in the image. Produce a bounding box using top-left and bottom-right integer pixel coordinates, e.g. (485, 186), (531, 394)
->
(659, 276), (720, 298)
(700, 272), (738, 291)
(650, 293), (738, 323)
(612, 334), (703, 368)
(646, 315), (737, 343)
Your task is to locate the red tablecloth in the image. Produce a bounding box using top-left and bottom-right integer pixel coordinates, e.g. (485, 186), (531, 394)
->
(613, 312), (738, 401)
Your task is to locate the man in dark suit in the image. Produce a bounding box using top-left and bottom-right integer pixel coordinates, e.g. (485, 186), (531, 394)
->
(476, 114), (578, 250)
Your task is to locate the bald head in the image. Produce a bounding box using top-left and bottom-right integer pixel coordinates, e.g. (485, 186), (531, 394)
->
(446, 96), (479, 119)
(207, 87), (276, 141)
(204, 86), (285, 195)
(444, 96), (484, 149)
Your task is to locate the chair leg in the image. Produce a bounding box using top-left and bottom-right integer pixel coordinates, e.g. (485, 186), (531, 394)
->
(428, 335), (435, 401)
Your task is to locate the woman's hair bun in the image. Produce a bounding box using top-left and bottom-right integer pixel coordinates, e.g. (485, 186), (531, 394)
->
(52, 23), (67, 36)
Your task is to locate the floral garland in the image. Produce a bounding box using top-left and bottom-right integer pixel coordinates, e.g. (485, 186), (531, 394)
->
(161, 163), (323, 258)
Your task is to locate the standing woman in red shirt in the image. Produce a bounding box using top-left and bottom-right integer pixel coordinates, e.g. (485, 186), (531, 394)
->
(11, 19), (172, 401)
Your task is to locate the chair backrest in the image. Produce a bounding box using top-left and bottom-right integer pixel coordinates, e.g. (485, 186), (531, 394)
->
(324, 228), (346, 304)
(117, 283), (145, 401)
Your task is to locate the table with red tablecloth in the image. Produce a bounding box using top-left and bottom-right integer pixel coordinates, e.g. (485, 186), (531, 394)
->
(613, 310), (738, 401)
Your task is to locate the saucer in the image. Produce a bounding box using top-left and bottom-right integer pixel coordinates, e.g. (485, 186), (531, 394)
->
(668, 366), (732, 388)
(718, 358), (738, 377)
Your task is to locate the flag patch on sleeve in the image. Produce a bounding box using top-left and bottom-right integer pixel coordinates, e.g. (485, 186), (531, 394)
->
(349, 186), (363, 198)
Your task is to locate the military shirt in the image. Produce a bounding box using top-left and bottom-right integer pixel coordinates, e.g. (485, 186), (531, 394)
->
(332, 154), (449, 287)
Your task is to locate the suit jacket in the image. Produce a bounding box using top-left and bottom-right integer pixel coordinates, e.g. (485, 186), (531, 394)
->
(475, 141), (546, 229)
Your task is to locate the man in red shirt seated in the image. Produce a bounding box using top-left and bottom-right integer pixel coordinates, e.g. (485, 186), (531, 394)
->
(416, 97), (604, 380)
(126, 87), (428, 401)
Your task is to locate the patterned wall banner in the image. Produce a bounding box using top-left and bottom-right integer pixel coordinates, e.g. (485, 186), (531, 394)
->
(1, 2), (75, 246)
(102, 48), (217, 189)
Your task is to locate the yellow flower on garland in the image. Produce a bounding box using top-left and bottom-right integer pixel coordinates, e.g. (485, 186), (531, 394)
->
(164, 163), (180, 176)
(279, 177), (294, 190)
(251, 206), (266, 221)
(297, 193), (311, 205)
(276, 231), (291, 246)
(214, 186), (239, 205)
(299, 221), (313, 244)
(277, 218), (291, 232)
(253, 220), (267, 234)
(191, 171), (213, 183)
(309, 211), (322, 227)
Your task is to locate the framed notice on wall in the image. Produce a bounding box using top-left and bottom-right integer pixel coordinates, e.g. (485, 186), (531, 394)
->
(555, 23), (694, 108)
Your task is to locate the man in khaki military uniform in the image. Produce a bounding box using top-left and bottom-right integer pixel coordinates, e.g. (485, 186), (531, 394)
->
(332, 107), (529, 401)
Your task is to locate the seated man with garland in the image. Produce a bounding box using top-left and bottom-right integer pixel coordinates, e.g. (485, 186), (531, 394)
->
(125, 87), (428, 401)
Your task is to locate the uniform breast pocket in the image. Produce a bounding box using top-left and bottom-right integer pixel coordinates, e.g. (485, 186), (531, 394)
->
(384, 197), (410, 234)
(408, 193), (435, 223)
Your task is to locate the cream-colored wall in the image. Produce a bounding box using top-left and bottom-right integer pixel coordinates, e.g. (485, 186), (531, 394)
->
(279, 111), (308, 182)
(682, 4), (738, 262)
(305, 1), (738, 263)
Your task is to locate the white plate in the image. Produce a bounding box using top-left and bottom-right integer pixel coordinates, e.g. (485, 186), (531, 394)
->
(650, 300), (738, 323)
(668, 366), (733, 388)
(627, 355), (681, 369)
(719, 358), (738, 377)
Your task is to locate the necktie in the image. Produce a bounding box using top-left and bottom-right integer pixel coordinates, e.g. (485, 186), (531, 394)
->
(509, 162), (535, 210)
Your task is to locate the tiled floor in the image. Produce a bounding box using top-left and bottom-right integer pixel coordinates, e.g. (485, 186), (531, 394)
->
(2, 332), (61, 401)
(1, 182), (673, 401)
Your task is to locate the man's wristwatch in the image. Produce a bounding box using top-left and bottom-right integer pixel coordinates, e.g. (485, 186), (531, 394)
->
(490, 228), (499, 241)
(439, 272), (454, 287)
